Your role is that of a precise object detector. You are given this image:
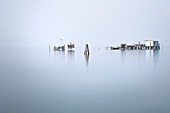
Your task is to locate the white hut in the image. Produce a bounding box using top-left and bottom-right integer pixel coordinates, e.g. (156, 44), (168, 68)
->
(145, 40), (160, 49)
(145, 40), (159, 47)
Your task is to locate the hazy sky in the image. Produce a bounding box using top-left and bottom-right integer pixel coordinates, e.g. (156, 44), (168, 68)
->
(0, 0), (170, 47)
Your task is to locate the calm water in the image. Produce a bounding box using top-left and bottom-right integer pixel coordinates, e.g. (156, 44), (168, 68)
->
(0, 46), (170, 113)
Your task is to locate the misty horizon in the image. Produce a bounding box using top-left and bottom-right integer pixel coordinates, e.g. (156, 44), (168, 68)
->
(0, 0), (170, 47)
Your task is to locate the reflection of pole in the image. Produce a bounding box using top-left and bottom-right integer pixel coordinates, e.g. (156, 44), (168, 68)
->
(84, 54), (89, 67)
(49, 44), (50, 51)
(150, 49), (151, 63)
(84, 44), (90, 55)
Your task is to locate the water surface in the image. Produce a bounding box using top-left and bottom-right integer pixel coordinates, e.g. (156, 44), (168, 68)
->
(0, 46), (170, 113)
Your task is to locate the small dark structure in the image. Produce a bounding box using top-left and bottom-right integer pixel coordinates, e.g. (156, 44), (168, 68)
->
(67, 43), (75, 49)
(84, 44), (90, 55)
(110, 47), (120, 50)
(54, 45), (65, 51)
(121, 43), (126, 49)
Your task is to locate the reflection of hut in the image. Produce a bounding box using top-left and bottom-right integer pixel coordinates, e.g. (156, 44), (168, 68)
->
(68, 50), (75, 63)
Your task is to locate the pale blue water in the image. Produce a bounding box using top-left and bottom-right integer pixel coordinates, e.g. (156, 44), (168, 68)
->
(0, 46), (170, 113)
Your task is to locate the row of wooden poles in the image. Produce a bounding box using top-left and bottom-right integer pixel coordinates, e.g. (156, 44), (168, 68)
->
(113, 46), (160, 50)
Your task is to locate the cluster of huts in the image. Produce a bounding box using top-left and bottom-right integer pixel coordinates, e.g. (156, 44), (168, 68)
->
(109, 40), (160, 50)
(50, 40), (160, 55)
(52, 43), (90, 55)
(53, 43), (75, 51)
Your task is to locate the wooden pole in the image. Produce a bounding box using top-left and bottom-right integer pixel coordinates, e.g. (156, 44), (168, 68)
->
(84, 44), (90, 55)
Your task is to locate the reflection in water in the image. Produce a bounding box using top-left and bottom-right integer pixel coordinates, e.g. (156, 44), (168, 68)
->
(121, 50), (126, 57)
(137, 50), (146, 64)
(68, 50), (75, 63)
(120, 50), (160, 67)
(84, 54), (89, 67)
(145, 50), (160, 67)
(121, 50), (126, 63)
(153, 50), (159, 67)
(1, 47), (168, 113)
(53, 50), (65, 62)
